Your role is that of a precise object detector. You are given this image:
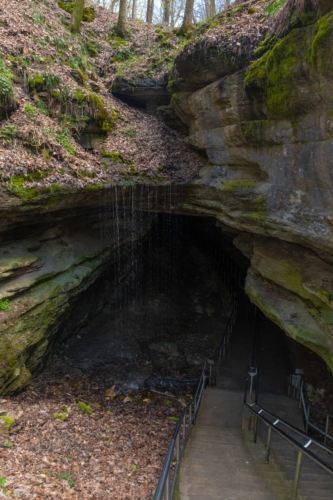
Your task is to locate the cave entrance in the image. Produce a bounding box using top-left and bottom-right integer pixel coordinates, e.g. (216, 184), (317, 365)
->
(44, 206), (297, 398)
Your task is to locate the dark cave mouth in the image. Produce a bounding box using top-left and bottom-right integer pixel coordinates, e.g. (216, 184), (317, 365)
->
(40, 212), (306, 398)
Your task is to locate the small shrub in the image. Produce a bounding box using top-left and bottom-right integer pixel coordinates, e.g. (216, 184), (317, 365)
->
(0, 478), (6, 486)
(57, 128), (76, 155)
(264, 0), (285, 16)
(121, 126), (136, 137)
(58, 472), (76, 488)
(24, 103), (36, 119)
(0, 299), (11, 312)
(3, 441), (13, 447)
(54, 406), (68, 421)
(0, 125), (17, 145)
(0, 59), (13, 101)
(78, 402), (92, 415)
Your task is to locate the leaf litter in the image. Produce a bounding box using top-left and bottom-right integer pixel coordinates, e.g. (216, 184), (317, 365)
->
(0, 377), (186, 499)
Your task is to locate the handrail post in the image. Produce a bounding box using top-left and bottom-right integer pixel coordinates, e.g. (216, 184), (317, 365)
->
(265, 427), (272, 463)
(292, 450), (303, 500)
(165, 471), (171, 500)
(254, 415), (258, 443)
(324, 415), (329, 445)
(305, 406), (309, 433)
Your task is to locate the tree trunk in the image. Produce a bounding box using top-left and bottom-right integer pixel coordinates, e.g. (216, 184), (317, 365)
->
(162, 0), (171, 25)
(116, 0), (127, 37)
(146, 0), (154, 23)
(180, 0), (194, 33)
(205, 0), (215, 19)
(110, 0), (119, 13)
(69, 0), (85, 33)
(170, 0), (175, 27)
(132, 0), (137, 18)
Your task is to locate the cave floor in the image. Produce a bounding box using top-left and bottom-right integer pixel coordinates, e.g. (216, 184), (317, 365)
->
(44, 240), (231, 396)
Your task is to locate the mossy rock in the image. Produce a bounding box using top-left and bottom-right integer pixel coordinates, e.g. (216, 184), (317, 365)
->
(244, 12), (333, 118)
(310, 10), (333, 76)
(58, 2), (96, 22)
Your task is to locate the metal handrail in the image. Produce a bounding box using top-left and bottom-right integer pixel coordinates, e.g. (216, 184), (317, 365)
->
(153, 363), (207, 500)
(244, 368), (333, 499)
(209, 299), (237, 386)
(289, 372), (333, 445)
(153, 248), (240, 499)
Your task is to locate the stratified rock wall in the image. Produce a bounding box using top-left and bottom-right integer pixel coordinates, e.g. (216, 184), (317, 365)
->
(169, 10), (333, 371)
(0, 205), (155, 394)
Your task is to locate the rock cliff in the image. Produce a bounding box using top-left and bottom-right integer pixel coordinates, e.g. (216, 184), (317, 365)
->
(1, 0), (333, 393)
(169, 4), (333, 372)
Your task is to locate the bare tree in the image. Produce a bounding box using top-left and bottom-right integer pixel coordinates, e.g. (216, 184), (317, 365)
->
(205, 0), (215, 18)
(146, 0), (154, 22)
(162, 0), (171, 25)
(132, 0), (137, 18)
(180, 0), (194, 33)
(69, 0), (85, 33)
(110, 0), (119, 12)
(116, 0), (127, 36)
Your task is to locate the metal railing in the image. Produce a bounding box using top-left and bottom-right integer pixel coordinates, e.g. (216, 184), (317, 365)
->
(209, 300), (237, 386)
(289, 372), (333, 446)
(244, 367), (333, 499)
(153, 297), (238, 500)
(153, 363), (207, 500)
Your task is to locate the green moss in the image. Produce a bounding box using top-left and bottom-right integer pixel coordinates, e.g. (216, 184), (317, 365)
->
(222, 180), (257, 190)
(28, 73), (45, 92)
(0, 299), (11, 312)
(82, 7), (96, 22)
(310, 11), (333, 75)
(244, 29), (301, 117)
(84, 183), (102, 190)
(58, 2), (95, 22)
(7, 172), (52, 202)
(240, 120), (268, 143)
(101, 149), (124, 163)
(74, 92), (117, 132)
(86, 40), (100, 57)
(264, 0), (285, 17)
(170, 93), (181, 108)
(245, 13), (333, 117)
(78, 402), (92, 414)
(24, 103), (36, 119)
(1, 416), (14, 431)
(166, 79), (174, 91)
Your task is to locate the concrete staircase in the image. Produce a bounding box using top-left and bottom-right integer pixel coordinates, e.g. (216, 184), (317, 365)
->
(179, 389), (276, 499)
(178, 388), (333, 500)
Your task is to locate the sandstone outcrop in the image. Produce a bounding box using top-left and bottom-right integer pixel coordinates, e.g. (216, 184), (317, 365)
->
(2, 0), (333, 393)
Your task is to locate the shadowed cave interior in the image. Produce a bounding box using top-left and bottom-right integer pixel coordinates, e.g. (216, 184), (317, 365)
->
(40, 211), (328, 398)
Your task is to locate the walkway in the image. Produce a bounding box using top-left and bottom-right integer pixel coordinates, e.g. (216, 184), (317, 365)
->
(179, 388), (274, 499)
(178, 293), (333, 499)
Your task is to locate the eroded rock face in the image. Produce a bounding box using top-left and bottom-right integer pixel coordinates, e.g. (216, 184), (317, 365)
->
(0, 205), (155, 394)
(167, 11), (333, 371)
